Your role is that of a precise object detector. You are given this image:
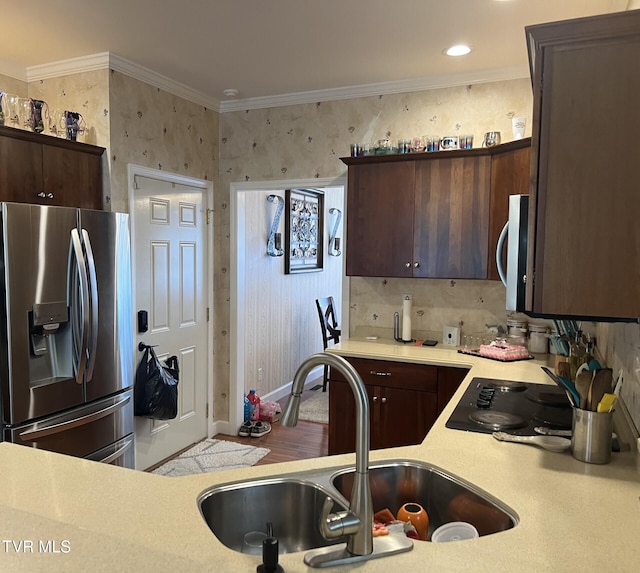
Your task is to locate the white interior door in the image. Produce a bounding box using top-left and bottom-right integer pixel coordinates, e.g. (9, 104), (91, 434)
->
(132, 172), (209, 470)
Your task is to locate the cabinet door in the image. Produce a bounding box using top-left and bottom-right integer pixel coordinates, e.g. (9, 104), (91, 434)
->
(413, 156), (491, 278)
(487, 145), (531, 281)
(374, 386), (438, 450)
(42, 145), (102, 209)
(0, 135), (43, 203)
(328, 378), (375, 455)
(526, 12), (640, 318)
(346, 162), (415, 277)
(437, 366), (468, 412)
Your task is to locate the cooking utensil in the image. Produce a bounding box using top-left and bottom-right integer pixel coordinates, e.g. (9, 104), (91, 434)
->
(493, 432), (571, 453)
(575, 370), (593, 410)
(614, 370), (624, 396)
(534, 426), (572, 437)
(557, 361), (571, 381)
(541, 367), (579, 407)
(588, 368), (613, 411)
(588, 359), (602, 371)
(597, 393), (617, 413)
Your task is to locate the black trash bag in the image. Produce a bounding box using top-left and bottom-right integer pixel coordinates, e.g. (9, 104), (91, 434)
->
(134, 345), (179, 420)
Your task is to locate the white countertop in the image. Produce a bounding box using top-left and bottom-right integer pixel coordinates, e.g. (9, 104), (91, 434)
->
(2, 339), (639, 572)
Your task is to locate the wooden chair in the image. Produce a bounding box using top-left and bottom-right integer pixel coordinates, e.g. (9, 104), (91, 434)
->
(315, 297), (341, 391)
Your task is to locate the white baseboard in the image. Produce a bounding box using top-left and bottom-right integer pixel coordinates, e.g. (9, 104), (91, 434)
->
(210, 419), (231, 438)
(262, 365), (324, 403)
(212, 365), (324, 438)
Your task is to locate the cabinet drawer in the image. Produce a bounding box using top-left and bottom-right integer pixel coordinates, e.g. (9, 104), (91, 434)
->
(330, 357), (438, 393)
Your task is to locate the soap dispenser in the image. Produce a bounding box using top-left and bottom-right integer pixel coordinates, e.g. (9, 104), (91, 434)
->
(257, 536), (284, 573)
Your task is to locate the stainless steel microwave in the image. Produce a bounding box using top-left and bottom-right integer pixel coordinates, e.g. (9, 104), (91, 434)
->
(496, 194), (528, 312)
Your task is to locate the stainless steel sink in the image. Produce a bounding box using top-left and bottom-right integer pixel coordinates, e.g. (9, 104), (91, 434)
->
(331, 461), (518, 539)
(198, 477), (349, 554)
(197, 460), (518, 555)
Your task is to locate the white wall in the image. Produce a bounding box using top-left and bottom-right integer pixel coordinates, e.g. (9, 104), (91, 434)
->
(239, 185), (344, 399)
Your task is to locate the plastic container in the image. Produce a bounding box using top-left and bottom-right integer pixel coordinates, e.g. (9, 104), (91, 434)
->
(243, 394), (251, 423)
(506, 318), (528, 348)
(248, 389), (261, 422)
(528, 324), (549, 354)
(431, 521), (479, 542)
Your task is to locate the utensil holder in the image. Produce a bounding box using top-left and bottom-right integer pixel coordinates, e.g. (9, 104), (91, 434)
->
(571, 408), (612, 464)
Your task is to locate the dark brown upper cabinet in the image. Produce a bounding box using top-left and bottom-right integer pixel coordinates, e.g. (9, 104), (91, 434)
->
(341, 139), (530, 280)
(0, 125), (104, 210)
(525, 10), (640, 320)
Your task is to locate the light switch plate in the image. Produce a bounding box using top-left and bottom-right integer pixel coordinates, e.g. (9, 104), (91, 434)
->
(443, 325), (460, 347)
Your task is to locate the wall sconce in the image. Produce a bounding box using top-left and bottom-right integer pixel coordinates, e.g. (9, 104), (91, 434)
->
(328, 207), (342, 256)
(266, 194), (284, 257)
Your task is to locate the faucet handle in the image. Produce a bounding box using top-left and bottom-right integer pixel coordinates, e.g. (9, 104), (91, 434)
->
(319, 496), (360, 540)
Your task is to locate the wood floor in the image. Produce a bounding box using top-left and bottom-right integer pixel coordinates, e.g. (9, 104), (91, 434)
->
(212, 388), (328, 465)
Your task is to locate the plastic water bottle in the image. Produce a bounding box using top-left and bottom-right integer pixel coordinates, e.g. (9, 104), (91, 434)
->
(248, 389), (261, 422)
(243, 393), (251, 423)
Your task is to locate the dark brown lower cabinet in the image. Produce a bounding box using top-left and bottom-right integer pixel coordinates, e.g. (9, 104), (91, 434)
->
(328, 357), (468, 455)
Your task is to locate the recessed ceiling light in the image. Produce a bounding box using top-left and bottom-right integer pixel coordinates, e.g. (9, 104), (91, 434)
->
(223, 88), (239, 97)
(445, 44), (472, 57)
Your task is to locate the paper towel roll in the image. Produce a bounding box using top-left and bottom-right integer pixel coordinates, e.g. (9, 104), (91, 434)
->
(402, 294), (412, 341)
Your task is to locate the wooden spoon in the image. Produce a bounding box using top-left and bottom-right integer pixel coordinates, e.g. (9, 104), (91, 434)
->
(588, 369), (613, 412)
(575, 370), (593, 410)
(557, 361), (571, 381)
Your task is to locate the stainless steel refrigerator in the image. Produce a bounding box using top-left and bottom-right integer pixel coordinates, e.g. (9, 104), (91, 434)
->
(0, 202), (134, 468)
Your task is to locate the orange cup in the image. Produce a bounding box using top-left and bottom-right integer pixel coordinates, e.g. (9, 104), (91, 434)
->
(397, 502), (429, 541)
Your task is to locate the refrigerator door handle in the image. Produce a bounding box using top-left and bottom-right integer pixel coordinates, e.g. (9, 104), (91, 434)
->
(81, 229), (99, 382)
(96, 438), (134, 465)
(70, 228), (90, 384)
(18, 395), (131, 441)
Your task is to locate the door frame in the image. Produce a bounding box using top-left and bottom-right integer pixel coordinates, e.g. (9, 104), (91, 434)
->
(127, 164), (215, 438)
(230, 176), (349, 435)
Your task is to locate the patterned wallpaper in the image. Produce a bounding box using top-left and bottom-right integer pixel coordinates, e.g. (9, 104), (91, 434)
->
(27, 70), (110, 148)
(0, 73), (27, 98)
(108, 71), (218, 213)
(2, 68), (638, 432)
(219, 79), (639, 434)
(218, 79), (535, 375)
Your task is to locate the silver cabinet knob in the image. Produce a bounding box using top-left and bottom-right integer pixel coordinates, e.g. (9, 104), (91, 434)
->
(413, 262), (420, 268)
(405, 262), (411, 268)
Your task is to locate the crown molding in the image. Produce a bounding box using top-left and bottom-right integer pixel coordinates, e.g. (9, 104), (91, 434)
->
(26, 52), (111, 81)
(3, 52), (529, 114)
(19, 52), (221, 111)
(219, 65), (530, 113)
(107, 54), (220, 111)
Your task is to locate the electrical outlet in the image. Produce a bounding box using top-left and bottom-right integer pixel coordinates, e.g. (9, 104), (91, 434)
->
(443, 325), (460, 347)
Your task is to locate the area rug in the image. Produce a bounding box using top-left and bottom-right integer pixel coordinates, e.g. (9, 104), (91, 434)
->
(151, 439), (270, 477)
(297, 391), (329, 424)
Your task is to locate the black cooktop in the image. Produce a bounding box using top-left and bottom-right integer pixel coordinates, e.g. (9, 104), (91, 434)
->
(445, 377), (573, 436)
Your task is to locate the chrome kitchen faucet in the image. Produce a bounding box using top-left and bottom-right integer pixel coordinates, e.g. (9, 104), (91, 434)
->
(282, 353), (412, 568)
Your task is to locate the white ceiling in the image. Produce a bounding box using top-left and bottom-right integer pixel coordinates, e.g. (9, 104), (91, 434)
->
(0, 0), (631, 109)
